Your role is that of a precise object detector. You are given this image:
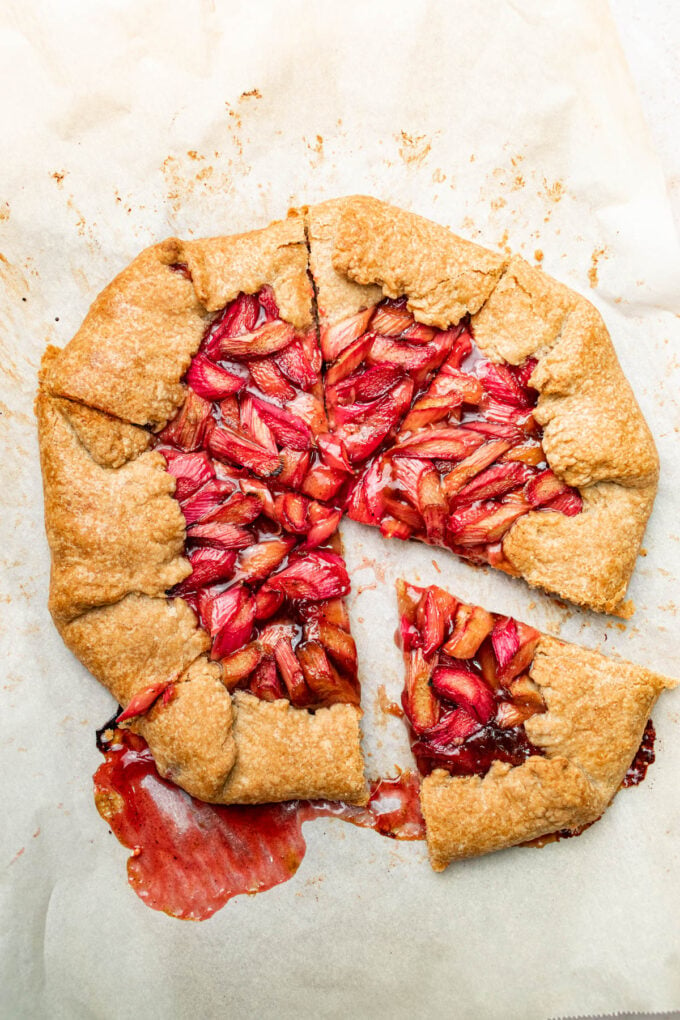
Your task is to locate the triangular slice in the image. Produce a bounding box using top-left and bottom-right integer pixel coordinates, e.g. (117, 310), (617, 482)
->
(396, 580), (676, 870)
(39, 214), (367, 806)
(307, 196), (658, 614)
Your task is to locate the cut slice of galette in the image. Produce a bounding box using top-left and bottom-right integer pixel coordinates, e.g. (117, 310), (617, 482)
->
(38, 213), (367, 805)
(396, 580), (676, 871)
(306, 196), (658, 614)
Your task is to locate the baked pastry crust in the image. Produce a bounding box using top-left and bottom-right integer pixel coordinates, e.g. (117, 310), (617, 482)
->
(421, 635), (676, 870)
(306, 196), (658, 613)
(38, 196), (662, 817)
(38, 213), (366, 806)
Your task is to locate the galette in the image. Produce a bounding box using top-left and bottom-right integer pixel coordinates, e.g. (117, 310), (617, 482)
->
(37, 196), (672, 860)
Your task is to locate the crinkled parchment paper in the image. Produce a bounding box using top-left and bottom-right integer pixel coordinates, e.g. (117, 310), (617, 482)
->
(1, 1), (679, 1017)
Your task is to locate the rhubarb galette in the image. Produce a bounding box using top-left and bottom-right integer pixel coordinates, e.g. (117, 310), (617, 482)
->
(38, 196), (660, 812)
(397, 581), (676, 871)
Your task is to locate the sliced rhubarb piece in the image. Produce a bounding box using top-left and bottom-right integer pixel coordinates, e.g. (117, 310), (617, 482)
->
(258, 285), (279, 322)
(508, 674), (546, 710)
(219, 395), (241, 429)
(402, 322), (436, 344)
(247, 395), (313, 451)
(448, 500), (527, 545)
(275, 492), (309, 533)
(401, 614), (423, 652)
(187, 521), (253, 550)
(179, 477), (236, 526)
(159, 387), (213, 451)
(236, 536), (296, 583)
(187, 356), (245, 400)
(249, 656), (286, 701)
(218, 319), (296, 359)
(199, 491), (264, 527)
(402, 649), (439, 734)
(277, 449), (311, 489)
(460, 419), (523, 442)
(492, 617), (541, 682)
(301, 596), (351, 631)
(495, 700), (540, 728)
(391, 426), (484, 462)
(303, 506), (343, 549)
(275, 340), (317, 391)
(339, 378), (414, 464)
(431, 666), (495, 724)
(208, 425), (282, 478)
(162, 449), (216, 502)
(301, 462), (348, 502)
(239, 477), (275, 517)
(526, 468), (571, 507)
(502, 439), (544, 466)
(205, 584), (255, 659)
(481, 396), (536, 433)
(239, 394), (277, 452)
(381, 494), (422, 531)
(308, 619), (358, 674)
(367, 330), (453, 386)
(416, 468), (448, 543)
(263, 550), (350, 602)
(455, 461), (536, 504)
(369, 299), (414, 336)
(320, 308), (374, 361)
(174, 546), (237, 594)
(219, 642), (263, 691)
(421, 708), (482, 748)
(325, 334), (375, 387)
(380, 518), (412, 540)
(117, 681), (173, 723)
(345, 457), (390, 525)
(333, 363), (403, 404)
(254, 586), (284, 620)
(297, 641), (360, 707)
(544, 489), (583, 516)
(317, 432), (353, 473)
(442, 603), (494, 658)
(477, 361), (532, 408)
(399, 394), (458, 433)
(273, 637), (310, 706)
(206, 292), (260, 356)
(248, 356), (297, 401)
(442, 439), (513, 497)
(415, 586), (458, 657)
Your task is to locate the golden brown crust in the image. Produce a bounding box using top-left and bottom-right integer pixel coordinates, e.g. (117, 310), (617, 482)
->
(422, 758), (602, 871)
(421, 633), (677, 870)
(59, 594), (210, 706)
(133, 658), (237, 803)
(182, 211), (313, 328)
(219, 692), (369, 805)
(53, 395), (151, 468)
(305, 199), (383, 325)
(37, 388), (189, 624)
(502, 482), (656, 614)
(526, 636), (675, 792)
(45, 239), (208, 427)
(319, 195), (506, 328)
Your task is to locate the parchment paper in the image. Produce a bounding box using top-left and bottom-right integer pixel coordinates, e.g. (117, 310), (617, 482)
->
(1, 2), (679, 1017)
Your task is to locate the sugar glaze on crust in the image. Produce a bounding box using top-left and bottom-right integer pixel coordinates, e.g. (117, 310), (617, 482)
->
(307, 196), (658, 615)
(38, 197), (660, 812)
(421, 635), (676, 870)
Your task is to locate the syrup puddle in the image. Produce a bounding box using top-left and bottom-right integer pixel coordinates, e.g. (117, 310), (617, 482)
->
(94, 719), (654, 920)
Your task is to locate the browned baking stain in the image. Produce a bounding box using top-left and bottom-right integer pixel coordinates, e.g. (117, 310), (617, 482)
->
(397, 131), (432, 167)
(240, 88), (262, 100)
(534, 249), (544, 263)
(432, 169), (446, 184)
(541, 178), (564, 203)
(588, 246), (607, 288)
(0, 202), (9, 222)
(0, 254), (29, 302)
(431, 559), (441, 574)
(51, 171), (67, 187)
(376, 684), (404, 719)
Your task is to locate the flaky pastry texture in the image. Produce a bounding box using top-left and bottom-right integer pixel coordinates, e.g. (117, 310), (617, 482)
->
(306, 196), (658, 614)
(421, 635), (676, 871)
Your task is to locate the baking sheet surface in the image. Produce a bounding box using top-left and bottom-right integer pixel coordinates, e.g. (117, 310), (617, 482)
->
(1, 1), (679, 1017)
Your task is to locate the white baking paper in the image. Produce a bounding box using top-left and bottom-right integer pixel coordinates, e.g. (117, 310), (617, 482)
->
(1, 1), (679, 1017)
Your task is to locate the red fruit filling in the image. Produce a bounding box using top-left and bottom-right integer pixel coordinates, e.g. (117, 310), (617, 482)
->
(397, 581), (546, 777)
(342, 301), (582, 567)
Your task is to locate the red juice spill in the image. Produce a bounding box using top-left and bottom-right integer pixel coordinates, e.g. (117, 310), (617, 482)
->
(621, 719), (655, 787)
(94, 724), (424, 921)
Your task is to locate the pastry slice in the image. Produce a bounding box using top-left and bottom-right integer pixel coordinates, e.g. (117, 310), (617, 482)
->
(396, 580), (677, 870)
(38, 213), (367, 805)
(306, 196), (658, 613)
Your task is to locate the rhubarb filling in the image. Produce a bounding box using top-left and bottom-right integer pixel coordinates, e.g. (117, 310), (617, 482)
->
(397, 581), (546, 777)
(341, 298), (582, 568)
(154, 285), (359, 710)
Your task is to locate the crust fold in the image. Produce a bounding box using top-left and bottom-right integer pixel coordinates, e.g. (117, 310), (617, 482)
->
(218, 692), (368, 805)
(37, 388), (189, 623)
